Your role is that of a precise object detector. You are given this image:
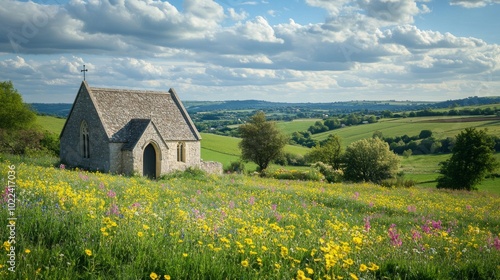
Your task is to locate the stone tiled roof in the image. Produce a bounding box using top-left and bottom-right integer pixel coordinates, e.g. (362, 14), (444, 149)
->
(119, 119), (152, 150)
(86, 83), (201, 142)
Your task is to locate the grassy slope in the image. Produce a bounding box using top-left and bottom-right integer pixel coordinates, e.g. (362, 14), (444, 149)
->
(275, 119), (321, 135)
(200, 133), (310, 170)
(36, 115), (66, 135)
(310, 116), (500, 147)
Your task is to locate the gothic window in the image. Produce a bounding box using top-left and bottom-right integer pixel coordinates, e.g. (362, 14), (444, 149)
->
(177, 142), (185, 162)
(81, 121), (90, 158)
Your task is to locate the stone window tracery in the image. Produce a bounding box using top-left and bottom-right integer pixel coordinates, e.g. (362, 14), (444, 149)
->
(81, 121), (90, 158)
(177, 142), (186, 162)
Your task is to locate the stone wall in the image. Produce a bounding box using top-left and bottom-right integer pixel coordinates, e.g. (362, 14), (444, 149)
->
(60, 85), (111, 172)
(200, 160), (223, 175)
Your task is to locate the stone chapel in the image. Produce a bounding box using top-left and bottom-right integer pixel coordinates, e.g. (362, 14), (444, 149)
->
(60, 81), (220, 178)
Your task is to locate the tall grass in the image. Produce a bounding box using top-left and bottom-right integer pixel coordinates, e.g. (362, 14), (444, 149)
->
(1, 157), (499, 279)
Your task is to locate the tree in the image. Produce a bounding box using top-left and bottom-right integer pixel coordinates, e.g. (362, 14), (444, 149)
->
(306, 134), (343, 169)
(418, 129), (433, 139)
(437, 128), (498, 191)
(239, 111), (288, 171)
(372, 130), (383, 139)
(324, 118), (341, 130)
(343, 137), (400, 183)
(0, 81), (36, 130)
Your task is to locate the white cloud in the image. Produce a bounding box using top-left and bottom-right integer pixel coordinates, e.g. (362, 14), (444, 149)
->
(381, 25), (486, 49)
(1, 0), (499, 103)
(450, 0), (500, 8)
(305, 0), (353, 16)
(234, 16), (284, 43)
(227, 8), (249, 21)
(357, 0), (421, 24)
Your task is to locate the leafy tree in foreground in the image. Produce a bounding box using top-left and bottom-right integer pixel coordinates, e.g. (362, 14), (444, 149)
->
(437, 128), (498, 191)
(306, 134), (343, 169)
(343, 137), (400, 183)
(0, 81), (36, 130)
(239, 111), (288, 171)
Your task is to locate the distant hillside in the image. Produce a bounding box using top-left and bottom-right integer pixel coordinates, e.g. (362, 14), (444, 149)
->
(431, 96), (500, 108)
(184, 99), (434, 113)
(30, 96), (500, 117)
(30, 103), (72, 117)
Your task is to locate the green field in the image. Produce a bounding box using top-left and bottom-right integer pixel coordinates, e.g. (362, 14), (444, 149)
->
(200, 133), (310, 170)
(36, 115), (66, 135)
(310, 116), (500, 147)
(276, 119), (321, 135)
(400, 153), (500, 192)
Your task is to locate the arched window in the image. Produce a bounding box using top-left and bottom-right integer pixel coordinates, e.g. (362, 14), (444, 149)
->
(177, 142), (185, 162)
(81, 121), (90, 158)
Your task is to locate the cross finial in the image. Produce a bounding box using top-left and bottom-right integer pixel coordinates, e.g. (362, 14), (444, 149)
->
(81, 64), (88, 81)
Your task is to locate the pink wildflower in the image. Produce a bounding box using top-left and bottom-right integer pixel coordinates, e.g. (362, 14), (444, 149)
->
(364, 217), (371, 232)
(388, 224), (402, 247)
(494, 237), (500, 251)
(107, 189), (116, 199)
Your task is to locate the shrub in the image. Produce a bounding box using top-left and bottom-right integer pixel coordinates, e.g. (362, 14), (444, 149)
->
(312, 162), (343, 183)
(225, 161), (246, 174)
(159, 167), (208, 181)
(274, 153), (306, 166)
(402, 149), (412, 158)
(269, 168), (324, 181)
(343, 137), (400, 183)
(380, 173), (416, 188)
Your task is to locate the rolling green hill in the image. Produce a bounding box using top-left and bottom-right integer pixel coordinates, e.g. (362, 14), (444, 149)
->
(310, 116), (500, 147)
(200, 133), (310, 169)
(276, 119), (321, 135)
(36, 115), (66, 135)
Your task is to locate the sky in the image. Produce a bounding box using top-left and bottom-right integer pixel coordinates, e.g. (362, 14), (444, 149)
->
(1, 0), (499, 103)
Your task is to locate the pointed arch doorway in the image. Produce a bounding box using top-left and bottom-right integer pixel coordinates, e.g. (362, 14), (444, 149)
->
(143, 143), (157, 179)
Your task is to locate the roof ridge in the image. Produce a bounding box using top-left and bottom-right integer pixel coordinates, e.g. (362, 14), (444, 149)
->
(90, 86), (169, 94)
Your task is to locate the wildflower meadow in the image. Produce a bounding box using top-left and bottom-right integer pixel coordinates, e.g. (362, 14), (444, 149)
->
(1, 159), (500, 279)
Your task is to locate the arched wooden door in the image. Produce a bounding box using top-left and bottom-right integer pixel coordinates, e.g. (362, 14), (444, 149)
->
(143, 143), (156, 179)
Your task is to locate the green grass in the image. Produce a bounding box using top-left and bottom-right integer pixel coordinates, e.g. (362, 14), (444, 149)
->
(36, 115), (66, 135)
(200, 133), (310, 171)
(311, 117), (500, 147)
(401, 153), (500, 194)
(276, 119), (321, 135)
(1, 157), (500, 279)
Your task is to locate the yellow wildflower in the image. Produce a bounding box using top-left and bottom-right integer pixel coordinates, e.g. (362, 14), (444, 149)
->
(182, 253), (188, 257)
(164, 275), (171, 280)
(349, 273), (359, 280)
(85, 249), (92, 256)
(368, 262), (379, 271)
(138, 232), (144, 237)
(359, 264), (368, 272)
(306, 267), (314, 275)
(241, 260), (249, 268)
(150, 272), (158, 279)
(25, 249), (31, 254)
(3, 241), (10, 251)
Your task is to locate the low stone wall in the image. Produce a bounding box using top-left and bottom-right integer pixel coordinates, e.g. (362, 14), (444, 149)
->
(200, 161), (223, 175)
